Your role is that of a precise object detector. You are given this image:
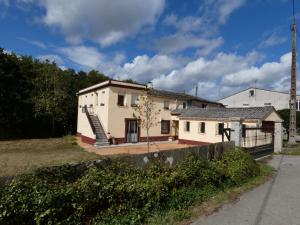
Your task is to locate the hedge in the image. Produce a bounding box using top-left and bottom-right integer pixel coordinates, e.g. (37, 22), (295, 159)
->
(0, 150), (260, 225)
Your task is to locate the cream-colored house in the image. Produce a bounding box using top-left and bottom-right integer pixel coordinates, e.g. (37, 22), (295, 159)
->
(77, 80), (222, 146)
(172, 106), (283, 152)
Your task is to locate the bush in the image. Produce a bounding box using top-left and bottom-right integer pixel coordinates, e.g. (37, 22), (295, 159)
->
(218, 149), (260, 185)
(0, 150), (261, 225)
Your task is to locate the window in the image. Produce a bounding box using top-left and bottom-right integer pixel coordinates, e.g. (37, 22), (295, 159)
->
(218, 123), (224, 135)
(161, 120), (170, 134)
(100, 91), (105, 106)
(202, 104), (207, 108)
(95, 93), (98, 106)
(264, 103), (272, 106)
(164, 100), (170, 110)
(131, 94), (139, 107)
(297, 100), (300, 111)
(185, 121), (190, 132)
(243, 104), (249, 106)
(242, 124), (246, 138)
(183, 102), (187, 109)
(117, 94), (125, 106)
(249, 90), (254, 97)
(198, 122), (205, 133)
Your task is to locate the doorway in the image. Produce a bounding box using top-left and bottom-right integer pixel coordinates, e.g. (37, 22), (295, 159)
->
(125, 119), (139, 143)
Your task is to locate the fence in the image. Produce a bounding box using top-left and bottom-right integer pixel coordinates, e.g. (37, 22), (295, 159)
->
(241, 126), (274, 158)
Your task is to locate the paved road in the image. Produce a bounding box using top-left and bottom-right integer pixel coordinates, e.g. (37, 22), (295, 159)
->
(192, 155), (300, 225)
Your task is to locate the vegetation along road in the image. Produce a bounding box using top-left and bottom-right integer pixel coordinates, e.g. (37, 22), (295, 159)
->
(192, 155), (300, 225)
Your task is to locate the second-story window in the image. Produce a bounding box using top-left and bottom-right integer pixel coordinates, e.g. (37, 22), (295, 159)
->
(183, 102), (187, 109)
(117, 94), (125, 106)
(131, 94), (138, 107)
(164, 100), (170, 110)
(249, 90), (255, 97)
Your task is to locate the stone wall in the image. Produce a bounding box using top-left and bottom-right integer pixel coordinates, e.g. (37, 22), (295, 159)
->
(81, 141), (235, 169)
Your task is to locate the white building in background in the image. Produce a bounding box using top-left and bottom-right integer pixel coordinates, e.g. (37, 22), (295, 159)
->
(218, 87), (300, 111)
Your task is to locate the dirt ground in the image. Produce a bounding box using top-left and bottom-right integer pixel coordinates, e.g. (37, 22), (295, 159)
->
(0, 136), (100, 177)
(77, 137), (196, 156)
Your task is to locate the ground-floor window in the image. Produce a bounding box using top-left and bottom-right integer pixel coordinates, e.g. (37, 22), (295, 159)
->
(185, 121), (190, 132)
(161, 120), (170, 134)
(199, 122), (205, 133)
(217, 123), (224, 135)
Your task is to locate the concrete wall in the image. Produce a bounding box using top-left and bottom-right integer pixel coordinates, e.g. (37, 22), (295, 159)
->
(73, 141), (235, 169)
(218, 88), (300, 110)
(178, 119), (231, 144)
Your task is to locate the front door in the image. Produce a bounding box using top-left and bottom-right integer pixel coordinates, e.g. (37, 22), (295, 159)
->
(125, 119), (139, 143)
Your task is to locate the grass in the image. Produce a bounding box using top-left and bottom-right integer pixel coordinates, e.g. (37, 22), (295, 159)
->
(281, 141), (300, 155)
(147, 163), (273, 225)
(0, 136), (101, 178)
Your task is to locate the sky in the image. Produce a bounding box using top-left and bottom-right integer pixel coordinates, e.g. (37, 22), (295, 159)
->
(0, 0), (298, 100)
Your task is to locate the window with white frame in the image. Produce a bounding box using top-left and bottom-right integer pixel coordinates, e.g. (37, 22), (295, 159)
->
(161, 120), (170, 134)
(198, 122), (205, 133)
(131, 94), (139, 107)
(185, 121), (190, 132)
(117, 94), (125, 106)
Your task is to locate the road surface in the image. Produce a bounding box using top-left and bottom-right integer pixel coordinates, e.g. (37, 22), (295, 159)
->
(192, 155), (300, 225)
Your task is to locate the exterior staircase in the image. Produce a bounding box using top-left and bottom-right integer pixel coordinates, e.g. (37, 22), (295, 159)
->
(89, 115), (110, 147)
(83, 106), (109, 147)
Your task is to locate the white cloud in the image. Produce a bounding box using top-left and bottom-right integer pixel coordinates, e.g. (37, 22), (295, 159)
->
(156, 0), (246, 53)
(154, 34), (223, 55)
(58, 45), (124, 75)
(37, 54), (63, 64)
(216, 0), (247, 24)
(31, 0), (165, 46)
(116, 54), (186, 83)
(164, 0), (246, 35)
(259, 33), (288, 48)
(222, 53), (291, 88)
(115, 51), (292, 101)
(18, 37), (47, 49)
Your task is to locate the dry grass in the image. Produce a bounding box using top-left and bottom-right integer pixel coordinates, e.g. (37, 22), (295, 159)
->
(0, 136), (101, 177)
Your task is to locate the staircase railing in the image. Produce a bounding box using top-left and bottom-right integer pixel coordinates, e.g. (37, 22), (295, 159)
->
(83, 106), (96, 135)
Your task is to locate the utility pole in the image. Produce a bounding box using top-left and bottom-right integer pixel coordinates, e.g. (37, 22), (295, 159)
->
(289, 1), (297, 144)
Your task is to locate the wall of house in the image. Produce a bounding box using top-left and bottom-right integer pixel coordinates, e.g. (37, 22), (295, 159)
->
(218, 88), (300, 110)
(106, 87), (181, 143)
(177, 119), (265, 145)
(77, 87), (110, 142)
(178, 119), (231, 144)
(76, 106), (96, 144)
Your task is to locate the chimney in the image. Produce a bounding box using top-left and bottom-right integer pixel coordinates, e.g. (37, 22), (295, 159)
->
(147, 81), (153, 89)
(195, 85), (198, 96)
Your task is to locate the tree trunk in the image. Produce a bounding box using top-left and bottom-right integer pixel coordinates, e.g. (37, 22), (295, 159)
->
(147, 128), (149, 153)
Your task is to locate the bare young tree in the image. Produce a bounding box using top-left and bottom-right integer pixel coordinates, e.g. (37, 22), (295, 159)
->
(134, 93), (161, 153)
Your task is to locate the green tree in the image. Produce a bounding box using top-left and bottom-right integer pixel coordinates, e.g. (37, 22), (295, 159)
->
(133, 93), (161, 153)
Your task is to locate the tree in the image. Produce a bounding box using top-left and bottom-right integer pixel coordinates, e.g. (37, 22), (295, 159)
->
(134, 93), (161, 153)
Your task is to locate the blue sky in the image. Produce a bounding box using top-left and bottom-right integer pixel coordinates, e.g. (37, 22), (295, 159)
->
(0, 0), (298, 100)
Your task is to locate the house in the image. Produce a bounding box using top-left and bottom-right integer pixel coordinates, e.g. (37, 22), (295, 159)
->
(218, 87), (300, 110)
(171, 106), (283, 152)
(77, 80), (222, 146)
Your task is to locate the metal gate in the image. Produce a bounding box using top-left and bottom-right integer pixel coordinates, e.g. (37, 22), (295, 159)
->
(241, 126), (274, 158)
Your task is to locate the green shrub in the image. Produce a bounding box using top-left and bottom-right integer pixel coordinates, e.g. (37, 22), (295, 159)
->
(218, 149), (260, 185)
(0, 150), (261, 225)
